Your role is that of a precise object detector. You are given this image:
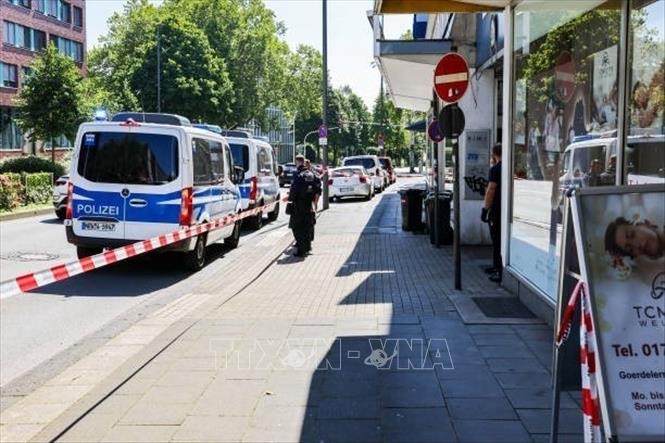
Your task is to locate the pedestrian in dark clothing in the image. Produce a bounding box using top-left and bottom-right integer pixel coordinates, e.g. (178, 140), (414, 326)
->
(289, 155), (321, 257)
(482, 144), (503, 283)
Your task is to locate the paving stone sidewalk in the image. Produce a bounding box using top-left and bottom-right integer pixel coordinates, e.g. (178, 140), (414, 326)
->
(51, 182), (583, 442)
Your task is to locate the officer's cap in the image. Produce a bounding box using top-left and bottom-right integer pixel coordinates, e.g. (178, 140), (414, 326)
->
(295, 154), (305, 161)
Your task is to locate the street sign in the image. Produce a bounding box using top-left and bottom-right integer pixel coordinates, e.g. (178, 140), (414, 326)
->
(318, 125), (328, 138)
(434, 53), (469, 103)
(438, 104), (465, 138)
(319, 137), (328, 145)
(427, 120), (444, 143)
(555, 51), (576, 104)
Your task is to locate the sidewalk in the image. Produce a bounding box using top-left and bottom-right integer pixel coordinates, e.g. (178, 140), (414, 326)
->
(9, 182), (583, 442)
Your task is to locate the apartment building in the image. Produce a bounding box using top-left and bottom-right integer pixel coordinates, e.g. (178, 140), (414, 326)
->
(1, 0), (86, 158)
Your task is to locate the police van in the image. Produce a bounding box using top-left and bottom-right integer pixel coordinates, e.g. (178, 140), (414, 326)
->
(65, 113), (244, 271)
(227, 135), (281, 230)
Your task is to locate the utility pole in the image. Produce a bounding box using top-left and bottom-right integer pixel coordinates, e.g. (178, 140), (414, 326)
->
(321, 0), (329, 210)
(156, 25), (161, 113)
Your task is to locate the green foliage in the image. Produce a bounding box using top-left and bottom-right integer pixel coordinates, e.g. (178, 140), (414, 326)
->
(0, 173), (24, 211)
(0, 156), (66, 178)
(23, 172), (53, 205)
(15, 44), (88, 161)
(130, 13), (233, 123)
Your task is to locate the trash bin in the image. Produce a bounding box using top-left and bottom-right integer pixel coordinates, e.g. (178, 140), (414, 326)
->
(399, 188), (426, 231)
(426, 191), (453, 245)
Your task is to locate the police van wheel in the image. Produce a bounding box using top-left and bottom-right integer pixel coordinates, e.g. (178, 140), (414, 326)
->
(76, 246), (102, 259)
(184, 234), (207, 271)
(268, 202), (279, 222)
(248, 211), (263, 230)
(225, 221), (240, 249)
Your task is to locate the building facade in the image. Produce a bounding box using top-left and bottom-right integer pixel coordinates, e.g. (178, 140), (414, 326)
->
(247, 106), (296, 165)
(0, 0), (86, 159)
(372, 0), (664, 321)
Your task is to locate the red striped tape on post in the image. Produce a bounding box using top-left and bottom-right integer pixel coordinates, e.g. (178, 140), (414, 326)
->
(0, 197), (288, 299)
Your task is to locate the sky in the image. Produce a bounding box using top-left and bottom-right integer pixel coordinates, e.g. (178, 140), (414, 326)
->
(85, 0), (413, 109)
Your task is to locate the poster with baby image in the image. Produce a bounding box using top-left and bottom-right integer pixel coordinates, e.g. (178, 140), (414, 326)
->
(572, 184), (665, 441)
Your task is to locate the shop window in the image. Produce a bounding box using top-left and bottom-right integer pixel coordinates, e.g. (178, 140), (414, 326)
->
(626, 0), (664, 184)
(1, 63), (18, 88)
(510, 0), (621, 300)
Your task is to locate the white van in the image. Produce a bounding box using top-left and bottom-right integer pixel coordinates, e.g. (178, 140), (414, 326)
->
(342, 155), (386, 193)
(228, 136), (281, 230)
(560, 133), (665, 188)
(65, 113), (244, 271)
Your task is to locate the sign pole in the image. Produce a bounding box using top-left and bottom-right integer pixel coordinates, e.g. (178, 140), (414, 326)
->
(453, 137), (461, 290)
(432, 94), (440, 248)
(321, 0), (329, 210)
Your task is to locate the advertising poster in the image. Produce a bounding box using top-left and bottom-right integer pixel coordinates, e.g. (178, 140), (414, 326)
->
(463, 130), (490, 201)
(573, 186), (665, 440)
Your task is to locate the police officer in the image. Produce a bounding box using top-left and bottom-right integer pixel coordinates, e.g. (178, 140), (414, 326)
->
(289, 155), (321, 257)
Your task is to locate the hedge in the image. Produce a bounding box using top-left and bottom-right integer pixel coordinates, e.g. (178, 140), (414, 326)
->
(0, 173), (24, 211)
(0, 156), (66, 179)
(0, 172), (54, 210)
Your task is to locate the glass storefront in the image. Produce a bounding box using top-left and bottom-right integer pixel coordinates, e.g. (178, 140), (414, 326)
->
(509, 0), (664, 301)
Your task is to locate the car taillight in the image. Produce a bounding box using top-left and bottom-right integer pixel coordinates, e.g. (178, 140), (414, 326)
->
(65, 182), (73, 219)
(359, 176), (367, 183)
(179, 187), (193, 226)
(328, 179), (334, 185)
(249, 177), (258, 201)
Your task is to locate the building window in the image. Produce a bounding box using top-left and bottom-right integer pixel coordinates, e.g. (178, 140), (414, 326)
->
(3, 21), (47, 52)
(510, 0), (622, 300)
(73, 6), (83, 27)
(36, 0), (71, 22)
(1, 107), (24, 150)
(625, 0), (665, 184)
(5, 0), (31, 9)
(50, 35), (83, 63)
(1, 62), (18, 88)
(59, 1), (71, 23)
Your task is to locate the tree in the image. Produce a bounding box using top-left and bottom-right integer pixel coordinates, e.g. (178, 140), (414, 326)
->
(371, 91), (407, 161)
(130, 14), (234, 123)
(15, 43), (87, 164)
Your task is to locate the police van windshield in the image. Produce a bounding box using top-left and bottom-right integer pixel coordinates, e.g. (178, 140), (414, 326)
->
(78, 132), (179, 185)
(230, 143), (250, 172)
(344, 158), (375, 169)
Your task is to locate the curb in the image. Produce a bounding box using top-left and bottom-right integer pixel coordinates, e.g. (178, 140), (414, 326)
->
(0, 207), (54, 222)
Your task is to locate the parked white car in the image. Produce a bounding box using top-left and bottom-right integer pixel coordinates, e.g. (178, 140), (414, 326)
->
(341, 155), (385, 193)
(328, 166), (373, 201)
(53, 175), (69, 220)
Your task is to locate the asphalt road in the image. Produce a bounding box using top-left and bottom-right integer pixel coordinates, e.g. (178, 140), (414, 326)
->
(0, 202), (292, 390)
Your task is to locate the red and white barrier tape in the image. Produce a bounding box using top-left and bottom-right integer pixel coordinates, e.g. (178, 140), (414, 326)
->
(556, 281), (602, 442)
(0, 198), (286, 299)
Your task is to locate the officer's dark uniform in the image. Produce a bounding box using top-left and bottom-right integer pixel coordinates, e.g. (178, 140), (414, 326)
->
(289, 165), (321, 256)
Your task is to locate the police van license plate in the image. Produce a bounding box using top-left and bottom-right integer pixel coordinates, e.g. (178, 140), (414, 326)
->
(81, 221), (116, 232)
(340, 187), (354, 193)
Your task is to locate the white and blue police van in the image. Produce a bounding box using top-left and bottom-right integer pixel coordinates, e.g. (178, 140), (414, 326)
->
(227, 134), (281, 230)
(64, 112), (244, 271)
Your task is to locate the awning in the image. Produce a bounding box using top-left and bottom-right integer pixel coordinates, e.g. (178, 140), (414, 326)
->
(376, 0), (507, 14)
(405, 119), (427, 131)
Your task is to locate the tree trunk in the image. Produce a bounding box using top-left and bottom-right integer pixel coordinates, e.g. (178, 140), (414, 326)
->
(51, 137), (55, 165)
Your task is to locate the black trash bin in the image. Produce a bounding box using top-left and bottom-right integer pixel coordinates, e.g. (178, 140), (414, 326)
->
(399, 188), (425, 231)
(426, 191), (453, 245)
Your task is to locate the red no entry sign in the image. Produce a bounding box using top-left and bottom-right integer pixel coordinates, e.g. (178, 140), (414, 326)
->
(434, 53), (469, 103)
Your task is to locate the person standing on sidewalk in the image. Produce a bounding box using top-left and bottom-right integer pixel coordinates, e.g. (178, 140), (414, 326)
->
(482, 144), (503, 283)
(289, 155), (321, 257)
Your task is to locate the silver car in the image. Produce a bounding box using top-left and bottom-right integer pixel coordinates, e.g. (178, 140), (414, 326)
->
(53, 175), (69, 220)
(328, 166), (374, 201)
